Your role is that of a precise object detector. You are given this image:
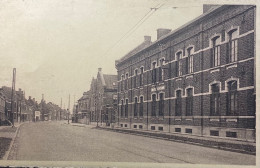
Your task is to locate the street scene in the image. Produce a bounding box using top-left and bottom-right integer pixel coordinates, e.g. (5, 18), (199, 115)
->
(0, 0), (257, 167)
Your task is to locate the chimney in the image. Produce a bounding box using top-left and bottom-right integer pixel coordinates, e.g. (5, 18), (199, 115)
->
(157, 28), (171, 40)
(29, 96), (31, 100)
(98, 68), (102, 72)
(203, 5), (220, 13)
(144, 36), (151, 42)
(19, 88), (21, 92)
(33, 98), (35, 102)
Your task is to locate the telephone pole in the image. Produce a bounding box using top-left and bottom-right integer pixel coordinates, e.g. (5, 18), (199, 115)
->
(67, 94), (70, 124)
(10, 68), (16, 127)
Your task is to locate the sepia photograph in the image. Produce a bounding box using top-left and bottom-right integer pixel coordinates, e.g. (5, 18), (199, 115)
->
(0, 0), (258, 167)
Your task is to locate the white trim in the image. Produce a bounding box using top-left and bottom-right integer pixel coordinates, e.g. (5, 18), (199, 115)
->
(209, 33), (221, 47)
(209, 81), (222, 94)
(175, 49), (183, 60)
(224, 77), (239, 91)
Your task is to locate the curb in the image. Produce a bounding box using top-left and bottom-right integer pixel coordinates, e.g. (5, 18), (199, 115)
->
(2, 123), (25, 160)
(96, 127), (256, 155)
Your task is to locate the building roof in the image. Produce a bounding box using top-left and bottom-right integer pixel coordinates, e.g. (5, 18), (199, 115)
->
(117, 39), (152, 63)
(103, 74), (117, 90)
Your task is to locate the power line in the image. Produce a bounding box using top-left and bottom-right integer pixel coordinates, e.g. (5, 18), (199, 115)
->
(103, 3), (163, 56)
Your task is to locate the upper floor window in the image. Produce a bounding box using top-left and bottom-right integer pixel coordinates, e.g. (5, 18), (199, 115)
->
(133, 69), (138, 88)
(227, 80), (238, 115)
(151, 94), (156, 117)
(210, 83), (220, 115)
(140, 67), (144, 86)
(134, 97), (138, 117)
(121, 74), (124, 91)
(211, 36), (221, 67)
(228, 29), (238, 63)
(159, 93), (164, 117)
(176, 52), (182, 76)
(159, 59), (165, 82)
(175, 90), (182, 116)
(139, 96), (144, 117)
(152, 62), (157, 83)
(186, 47), (194, 74)
(125, 73), (129, 90)
(186, 88), (193, 116)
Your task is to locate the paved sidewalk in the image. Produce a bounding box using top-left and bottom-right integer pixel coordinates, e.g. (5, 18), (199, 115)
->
(0, 121), (29, 160)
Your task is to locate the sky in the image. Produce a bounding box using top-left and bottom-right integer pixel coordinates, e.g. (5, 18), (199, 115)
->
(0, 0), (206, 110)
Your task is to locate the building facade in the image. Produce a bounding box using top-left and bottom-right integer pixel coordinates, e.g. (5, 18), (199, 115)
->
(115, 5), (256, 142)
(87, 68), (118, 126)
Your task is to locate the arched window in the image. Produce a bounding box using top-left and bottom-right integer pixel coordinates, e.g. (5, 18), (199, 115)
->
(134, 97), (138, 117)
(211, 36), (221, 67)
(159, 93), (164, 117)
(186, 88), (193, 116)
(152, 62), (157, 83)
(133, 69), (138, 88)
(227, 80), (238, 115)
(186, 47), (194, 74)
(140, 67), (144, 86)
(228, 29), (238, 63)
(125, 73), (129, 90)
(121, 74), (124, 91)
(175, 90), (182, 116)
(120, 100), (124, 118)
(159, 58), (165, 82)
(151, 94), (157, 116)
(139, 96), (144, 117)
(210, 83), (220, 115)
(176, 52), (182, 76)
(125, 99), (128, 118)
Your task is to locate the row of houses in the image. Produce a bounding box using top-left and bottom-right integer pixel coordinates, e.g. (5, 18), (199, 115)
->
(0, 86), (66, 125)
(76, 5), (256, 142)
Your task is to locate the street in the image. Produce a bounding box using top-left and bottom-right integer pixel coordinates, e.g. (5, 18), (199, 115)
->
(7, 121), (255, 165)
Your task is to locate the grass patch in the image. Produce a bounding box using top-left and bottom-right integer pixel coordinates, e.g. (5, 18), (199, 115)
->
(0, 137), (12, 159)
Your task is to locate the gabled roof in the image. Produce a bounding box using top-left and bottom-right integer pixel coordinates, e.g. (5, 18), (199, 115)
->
(103, 74), (117, 90)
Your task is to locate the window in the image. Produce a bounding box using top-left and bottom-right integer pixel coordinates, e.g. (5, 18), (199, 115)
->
(139, 125), (143, 129)
(228, 29), (238, 63)
(210, 83), (220, 115)
(151, 94), (156, 117)
(134, 125), (137, 128)
(176, 52), (182, 76)
(133, 69), (138, 88)
(140, 67), (144, 86)
(186, 88), (193, 116)
(121, 75), (124, 91)
(158, 126), (163, 131)
(139, 96), (144, 117)
(211, 36), (221, 67)
(175, 128), (181, 132)
(120, 100), (124, 118)
(226, 131), (237, 138)
(210, 130), (219, 136)
(227, 81), (238, 115)
(186, 47), (194, 73)
(151, 126), (155, 130)
(185, 128), (192, 134)
(134, 97), (138, 117)
(175, 90), (182, 116)
(159, 59), (165, 82)
(159, 93), (164, 117)
(152, 62), (157, 83)
(125, 73), (128, 90)
(125, 99), (128, 118)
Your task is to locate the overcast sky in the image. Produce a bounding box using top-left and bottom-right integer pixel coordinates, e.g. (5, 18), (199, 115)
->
(0, 0), (206, 109)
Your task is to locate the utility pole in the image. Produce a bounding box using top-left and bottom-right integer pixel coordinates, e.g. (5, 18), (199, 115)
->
(68, 94), (70, 124)
(10, 68), (16, 127)
(60, 98), (62, 120)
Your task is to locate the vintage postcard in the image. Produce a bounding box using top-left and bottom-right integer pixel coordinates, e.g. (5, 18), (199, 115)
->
(0, 0), (258, 167)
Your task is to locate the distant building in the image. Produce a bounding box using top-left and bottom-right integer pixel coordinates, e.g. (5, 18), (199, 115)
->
(77, 91), (91, 124)
(87, 68), (118, 126)
(115, 5), (256, 142)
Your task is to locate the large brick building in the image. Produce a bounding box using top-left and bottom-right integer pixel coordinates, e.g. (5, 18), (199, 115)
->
(115, 5), (256, 142)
